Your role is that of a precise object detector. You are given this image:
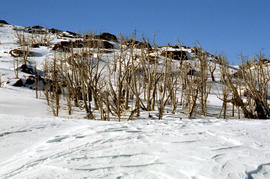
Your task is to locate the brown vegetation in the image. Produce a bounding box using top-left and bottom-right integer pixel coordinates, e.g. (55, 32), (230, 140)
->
(11, 26), (270, 120)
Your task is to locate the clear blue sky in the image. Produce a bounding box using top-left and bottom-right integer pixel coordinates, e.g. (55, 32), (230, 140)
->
(1, 0), (270, 64)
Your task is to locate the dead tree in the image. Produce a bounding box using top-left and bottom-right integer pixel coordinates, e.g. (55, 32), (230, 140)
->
(209, 60), (216, 82)
(219, 54), (270, 119)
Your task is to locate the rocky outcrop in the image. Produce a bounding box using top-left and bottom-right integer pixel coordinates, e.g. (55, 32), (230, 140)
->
(95, 32), (118, 42)
(52, 39), (114, 51)
(160, 50), (188, 60)
(123, 40), (152, 49)
(16, 64), (43, 76)
(0, 20), (8, 24)
(48, 28), (62, 34)
(25, 25), (47, 34)
(61, 31), (81, 38)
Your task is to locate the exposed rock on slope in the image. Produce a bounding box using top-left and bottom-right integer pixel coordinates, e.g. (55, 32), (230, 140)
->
(0, 20), (8, 25)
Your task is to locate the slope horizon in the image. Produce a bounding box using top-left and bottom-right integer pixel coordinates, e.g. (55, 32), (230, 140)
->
(2, 0), (270, 64)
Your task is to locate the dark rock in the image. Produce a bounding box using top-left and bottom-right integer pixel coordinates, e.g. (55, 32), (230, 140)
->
(167, 44), (180, 48)
(52, 40), (114, 51)
(101, 41), (114, 49)
(13, 79), (24, 87)
(72, 40), (84, 48)
(52, 40), (82, 51)
(16, 64), (44, 76)
(26, 75), (44, 84)
(259, 58), (270, 64)
(0, 20), (8, 24)
(31, 42), (49, 48)
(20, 64), (35, 74)
(28, 25), (44, 29)
(25, 76), (35, 85)
(49, 28), (62, 34)
(95, 32), (118, 42)
(187, 69), (200, 77)
(160, 50), (188, 60)
(25, 25), (47, 34)
(62, 31), (81, 38)
(31, 44), (40, 48)
(52, 41), (72, 52)
(80, 39), (114, 49)
(66, 31), (79, 36)
(232, 70), (243, 79)
(13, 75), (45, 90)
(124, 40), (152, 49)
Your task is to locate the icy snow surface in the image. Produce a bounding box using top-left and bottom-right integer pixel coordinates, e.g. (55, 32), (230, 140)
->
(1, 114), (270, 179)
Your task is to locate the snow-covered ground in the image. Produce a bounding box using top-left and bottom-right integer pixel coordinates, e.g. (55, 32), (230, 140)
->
(1, 110), (270, 179)
(1, 23), (270, 179)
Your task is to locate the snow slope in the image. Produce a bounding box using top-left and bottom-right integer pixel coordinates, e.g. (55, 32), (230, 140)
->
(1, 23), (270, 179)
(1, 114), (270, 179)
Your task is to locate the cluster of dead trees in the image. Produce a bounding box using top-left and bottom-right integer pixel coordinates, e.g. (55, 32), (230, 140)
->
(219, 54), (270, 119)
(12, 27), (270, 120)
(42, 40), (218, 120)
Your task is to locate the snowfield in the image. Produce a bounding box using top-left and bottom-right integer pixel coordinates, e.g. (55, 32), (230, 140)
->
(1, 111), (270, 179)
(1, 23), (270, 179)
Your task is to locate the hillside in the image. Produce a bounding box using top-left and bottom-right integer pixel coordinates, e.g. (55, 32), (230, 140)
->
(1, 21), (270, 179)
(0, 21), (232, 120)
